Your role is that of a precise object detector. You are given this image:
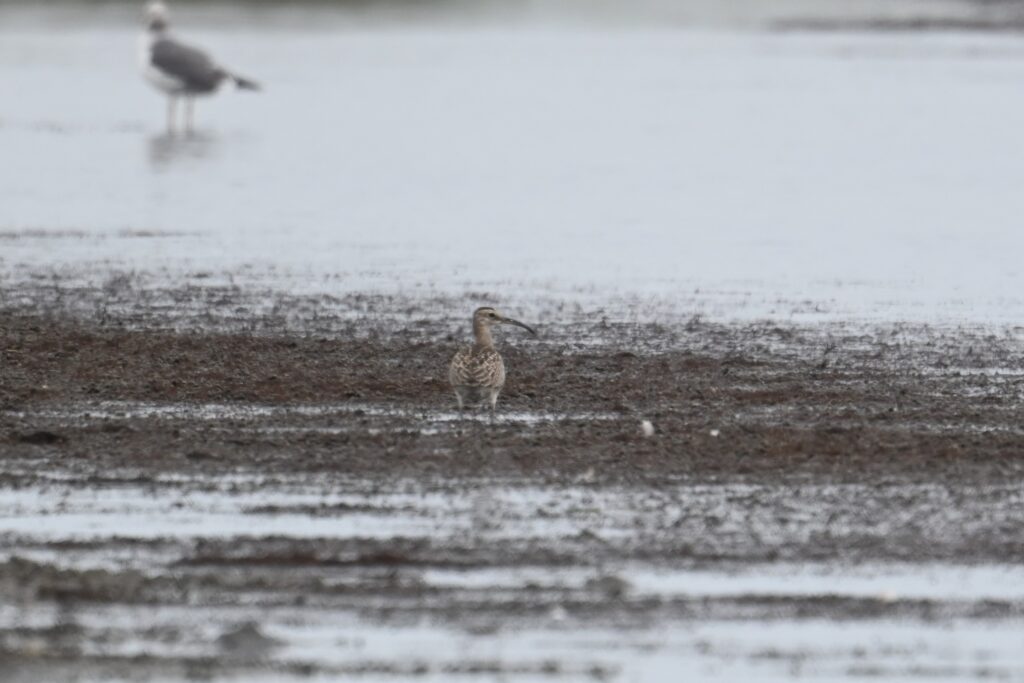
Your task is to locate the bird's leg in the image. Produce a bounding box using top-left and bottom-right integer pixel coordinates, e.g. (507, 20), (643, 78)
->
(185, 97), (195, 134)
(454, 391), (465, 422)
(488, 388), (499, 423)
(453, 391), (472, 437)
(166, 96), (178, 134)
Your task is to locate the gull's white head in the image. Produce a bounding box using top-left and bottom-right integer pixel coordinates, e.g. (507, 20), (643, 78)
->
(145, 1), (170, 31)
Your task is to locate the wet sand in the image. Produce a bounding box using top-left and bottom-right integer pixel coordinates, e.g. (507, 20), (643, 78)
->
(2, 283), (1024, 681)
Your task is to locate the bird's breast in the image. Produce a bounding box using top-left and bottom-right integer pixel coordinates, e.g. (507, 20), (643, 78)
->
(139, 34), (182, 94)
(449, 347), (506, 388)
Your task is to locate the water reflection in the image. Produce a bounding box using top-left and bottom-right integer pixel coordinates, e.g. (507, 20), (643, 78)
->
(147, 131), (219, 169)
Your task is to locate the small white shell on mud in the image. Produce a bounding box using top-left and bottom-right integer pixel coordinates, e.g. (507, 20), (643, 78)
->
(640, 420), (655, 437)
(709, 429), (720, 437)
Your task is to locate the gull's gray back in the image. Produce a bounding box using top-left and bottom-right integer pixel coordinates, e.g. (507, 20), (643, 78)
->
(151, 38), (226, 93)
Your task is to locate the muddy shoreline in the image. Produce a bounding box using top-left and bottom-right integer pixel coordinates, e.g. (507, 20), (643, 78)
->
(3, 287), (1024, 486)
(2, 285), (1024, 680)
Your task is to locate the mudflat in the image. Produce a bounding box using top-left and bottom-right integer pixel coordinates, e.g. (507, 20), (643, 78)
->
(2, 284), (1023, 681)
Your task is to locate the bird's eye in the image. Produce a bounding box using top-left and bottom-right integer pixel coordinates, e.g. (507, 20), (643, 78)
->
(489, 313), (498, 318)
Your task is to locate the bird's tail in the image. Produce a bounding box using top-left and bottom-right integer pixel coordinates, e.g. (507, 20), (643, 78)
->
(232, 74), (261, 91)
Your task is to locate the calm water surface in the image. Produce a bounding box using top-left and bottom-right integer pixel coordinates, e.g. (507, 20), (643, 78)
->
(3, 9), (1024, 322)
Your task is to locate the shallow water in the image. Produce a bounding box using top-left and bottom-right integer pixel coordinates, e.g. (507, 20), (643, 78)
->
(4, 11), (1024, 323)
(3, 468), (1024, 681)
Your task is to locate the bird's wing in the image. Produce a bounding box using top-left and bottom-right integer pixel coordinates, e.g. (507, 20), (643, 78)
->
(449, 347), (474, 386)
(449, 347), (505, 388)
(150, 37), (225, 91)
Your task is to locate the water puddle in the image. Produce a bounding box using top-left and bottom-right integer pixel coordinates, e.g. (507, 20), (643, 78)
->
(2, 472), (1024, 681)
(1, 602), (1022, 682)
(11, 399), (613, 420)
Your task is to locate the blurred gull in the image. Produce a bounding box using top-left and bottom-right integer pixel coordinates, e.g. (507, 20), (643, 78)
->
(139, 1), (260, 133)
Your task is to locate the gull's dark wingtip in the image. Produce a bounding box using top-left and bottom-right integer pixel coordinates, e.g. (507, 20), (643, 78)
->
(233, 75), (261, 91)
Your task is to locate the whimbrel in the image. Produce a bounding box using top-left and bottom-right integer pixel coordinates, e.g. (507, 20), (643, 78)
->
(449, 307), (536, 412)
(139, 1), (260, 133)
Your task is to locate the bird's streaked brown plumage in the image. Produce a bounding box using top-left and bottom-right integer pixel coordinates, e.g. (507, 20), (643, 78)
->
(449, 307), (536, 412)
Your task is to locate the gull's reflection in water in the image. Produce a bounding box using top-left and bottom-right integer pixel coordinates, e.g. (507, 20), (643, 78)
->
(147, 131), (219, 169)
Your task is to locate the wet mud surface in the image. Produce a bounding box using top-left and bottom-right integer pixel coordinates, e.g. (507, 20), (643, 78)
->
(2, 284), (1024, 681)
(7, 11), (1024, 678)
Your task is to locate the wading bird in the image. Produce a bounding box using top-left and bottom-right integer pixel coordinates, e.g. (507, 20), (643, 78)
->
(139, 1), (260, 133)
(449, 307), (537, 413)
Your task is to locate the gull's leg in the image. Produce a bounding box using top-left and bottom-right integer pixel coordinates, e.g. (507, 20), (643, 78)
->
(185, 97), (195, 134)
(167, 96), (178, 134)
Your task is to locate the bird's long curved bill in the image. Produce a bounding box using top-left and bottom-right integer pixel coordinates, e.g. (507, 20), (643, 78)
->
(504, 318), (537, 336)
